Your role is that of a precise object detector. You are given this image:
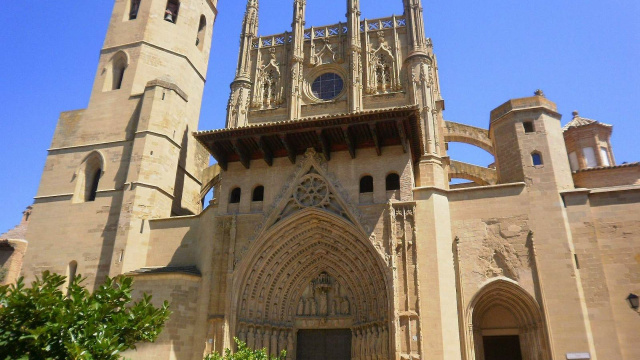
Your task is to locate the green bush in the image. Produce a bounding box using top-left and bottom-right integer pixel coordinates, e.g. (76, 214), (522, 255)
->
(0, 271), (171, 360)
(204, 338), (286, 360)
(0, 267), (7, 283)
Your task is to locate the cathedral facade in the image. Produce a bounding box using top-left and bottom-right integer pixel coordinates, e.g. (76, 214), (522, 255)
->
(5, 0), (640, 359)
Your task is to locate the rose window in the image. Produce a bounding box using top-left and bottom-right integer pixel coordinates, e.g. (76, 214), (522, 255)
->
(294, 174), (330, 208)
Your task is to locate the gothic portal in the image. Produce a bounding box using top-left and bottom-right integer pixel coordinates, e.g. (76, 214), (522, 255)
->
(12, 0), (640, 359)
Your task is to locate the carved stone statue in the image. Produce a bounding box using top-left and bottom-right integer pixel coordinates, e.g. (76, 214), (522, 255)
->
(310, 298), (317, 316)
(360, 328), (367, 359)
(238, 326), (247, 344)
(375, 326), (382, 356)
(297, 297), (305, 315)
(331, 299), (339, 316)
(381, 327), (389, 357)
(270, 329), (279, 356)
(263, 329), (271, 353)
(353, 329), (360, 360)
(319, 291), (328, 316)
(278, 330), (287, 355)
(286, 331), (294, 360)
(368, 327), (375, 359)
(341, 296), (350, 315)
(254, 328), (263, 349)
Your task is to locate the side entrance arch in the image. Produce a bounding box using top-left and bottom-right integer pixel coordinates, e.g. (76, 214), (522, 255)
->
(465, 279), (551, 360)
(231, 209), (393, 360)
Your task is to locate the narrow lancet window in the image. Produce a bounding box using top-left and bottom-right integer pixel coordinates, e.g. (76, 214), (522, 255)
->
(196, 15), (206, 49)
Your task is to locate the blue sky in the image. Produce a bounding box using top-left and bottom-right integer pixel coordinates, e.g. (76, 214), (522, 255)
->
(0, 1), (638, 233)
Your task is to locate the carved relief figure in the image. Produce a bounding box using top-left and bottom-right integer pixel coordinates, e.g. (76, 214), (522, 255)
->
(341, 296), (350, 315)
(253, 49), (283, 109)
(247, 326), (255, 349)
(367, 31), (399, 94)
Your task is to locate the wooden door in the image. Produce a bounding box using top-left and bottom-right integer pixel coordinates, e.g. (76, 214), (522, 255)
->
(297, 329), (351, 360)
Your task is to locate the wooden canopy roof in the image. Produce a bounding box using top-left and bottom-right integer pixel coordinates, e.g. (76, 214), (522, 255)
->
(194, 106), (423, 170)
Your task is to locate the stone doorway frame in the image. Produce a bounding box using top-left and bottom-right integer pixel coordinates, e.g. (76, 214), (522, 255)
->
(463, 279), (552, 360)
(229, 208), (395, 359)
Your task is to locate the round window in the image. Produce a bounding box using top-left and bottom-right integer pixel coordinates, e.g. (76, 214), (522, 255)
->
(311, 73), (344, 100)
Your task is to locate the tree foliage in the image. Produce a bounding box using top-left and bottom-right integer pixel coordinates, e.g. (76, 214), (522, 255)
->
(204, 338), (286, 360)
(0, 271), (171, 360)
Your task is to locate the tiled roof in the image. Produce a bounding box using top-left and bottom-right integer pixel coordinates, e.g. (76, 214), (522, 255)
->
(194, 105), (419, 136)
(573, 162), (640, 173)
(0, 223), (27, 240)
(125, 266), (201, 277)
(563, 111), (612, 131)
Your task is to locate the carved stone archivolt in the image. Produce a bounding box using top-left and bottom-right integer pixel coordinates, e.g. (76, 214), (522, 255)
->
(232, 206), (391, 359)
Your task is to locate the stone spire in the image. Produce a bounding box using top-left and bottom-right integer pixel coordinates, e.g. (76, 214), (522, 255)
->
(227, 0), (259, 128)
(347, 0), (363, 112)
(403, 0), (428, 55)
(288, 0), (306, 120)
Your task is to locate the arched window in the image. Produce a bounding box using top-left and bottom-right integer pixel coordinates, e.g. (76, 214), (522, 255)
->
(103, 52), (128, 91)
(129, 0), (141, 20)
(230, 187), (242, 204)
(196, 15), (206, 49)
(568, 151), (579, 171)
(65, 261), (78, 296)
(360, 176), (373, 193)
(87, 168), (102, 202)
(386, 173), (400, 191)
(165, 0), (180, 23)
(73, 152), (104, 203)
(531, 152), (543, 166)
(582, 147), (597, 168)
(252, 186), (264, 202)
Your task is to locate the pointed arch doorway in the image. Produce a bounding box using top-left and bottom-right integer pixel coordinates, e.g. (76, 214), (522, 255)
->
(465, 279), (551, 360)
(232, 209), (393, 360)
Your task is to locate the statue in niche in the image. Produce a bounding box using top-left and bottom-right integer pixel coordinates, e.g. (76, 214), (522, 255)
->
(331, 299), (338, 316)
(246, 327), (255, 349)
(254, 328), (263, 349)
(319, 290), (328, 316)
(375, 326), (382, 356)
(368, 327), (376, 358)
(270, 330), (278, 356)
(297, 298), (305, 315)
(381, 327), (389, 357)
(353, 330), (361, 360)
(286, 332), (294, 360)
(341, 297), (350, 315)
(278, 330), (287, 354)
(238, 326), (247, 344)
(241, 299), (247, 312)
(263, 329), (271, 354)
(362, 328), (370, 358)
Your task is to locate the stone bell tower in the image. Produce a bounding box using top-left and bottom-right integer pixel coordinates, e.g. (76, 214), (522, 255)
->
(23, 0), (219, 288)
